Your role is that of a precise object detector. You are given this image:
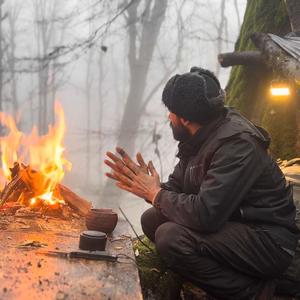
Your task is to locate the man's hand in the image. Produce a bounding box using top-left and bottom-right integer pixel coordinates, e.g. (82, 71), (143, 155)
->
(104, 147), (161, 204)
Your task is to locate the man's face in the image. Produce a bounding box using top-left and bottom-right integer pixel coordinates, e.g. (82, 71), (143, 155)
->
(168, 112), (191, 142)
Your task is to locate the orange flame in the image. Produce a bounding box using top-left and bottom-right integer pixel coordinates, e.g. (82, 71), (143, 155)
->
(0, 101), (71, 205)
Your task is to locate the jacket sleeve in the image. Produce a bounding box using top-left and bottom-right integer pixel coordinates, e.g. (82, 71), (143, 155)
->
(154, 137), (266, 233)
(160, 160), (185, 193)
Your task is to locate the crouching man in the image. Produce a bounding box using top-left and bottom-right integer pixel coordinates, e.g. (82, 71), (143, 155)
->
(105, 67), (300, 300)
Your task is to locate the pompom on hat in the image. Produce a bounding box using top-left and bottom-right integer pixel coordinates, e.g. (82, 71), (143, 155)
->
(162, 67), (225, 124)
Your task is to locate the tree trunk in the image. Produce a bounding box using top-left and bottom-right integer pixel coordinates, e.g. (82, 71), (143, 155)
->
(8, 6), (19, 117)
(225, 0), (297, 159)
(117, 0), (168, 155)
(285, 0), (300, 155)
(117, 67), (148, 155)
(98, 41), (106, 190)
(251, 32), (300, 79)
(285, 0), (300, 32)
(50, 60), (56, 125)
(233, 0), (241, 29)
(0, 0), (4, 130)
(215, 0), (226, 76)
(85, 46), (94, 187)
(101, 0), (168, 206)
(219, 34), (300, 79)
(34, 0), (58, 134)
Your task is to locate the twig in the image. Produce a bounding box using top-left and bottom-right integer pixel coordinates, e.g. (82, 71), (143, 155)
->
(118, 206), (154, 253)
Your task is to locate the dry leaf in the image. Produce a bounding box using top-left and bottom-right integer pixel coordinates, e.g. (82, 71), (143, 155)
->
(150, 268), (160, 273)
(17, 240), (48, 248)
(20, 225), (30, 229)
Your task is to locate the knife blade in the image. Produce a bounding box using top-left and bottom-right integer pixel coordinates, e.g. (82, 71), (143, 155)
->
(39, 249), (118, 262)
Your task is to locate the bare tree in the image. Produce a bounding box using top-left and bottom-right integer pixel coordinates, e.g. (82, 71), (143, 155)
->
(101, 0), (168, 203)
(233, 0), (241, 29)
(139, 0), (185, 115)
(33, 0), (51, 133)
(0, 0), (6, 123)
(215, 0), (227, 76)
(85, 36), (95, 186)
(100, 0), (193, 204)
(48, 15), (70, 125)
(32, 0), (69, 133)
(116, 0), (168, 155)
(97, 42), (108, 188)
(6, 1), (21, 117)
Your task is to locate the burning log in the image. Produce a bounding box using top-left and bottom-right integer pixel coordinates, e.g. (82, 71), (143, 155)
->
(58, 184), (92, 216)
(0, 163), (30, 206)
(0, 162), (92, 218)
(0, 102), (92, 220)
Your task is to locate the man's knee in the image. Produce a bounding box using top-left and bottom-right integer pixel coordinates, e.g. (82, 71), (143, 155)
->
(155, 222), (185, 258)
(141, 207), (160, 242)
(141, 207), (155, 229)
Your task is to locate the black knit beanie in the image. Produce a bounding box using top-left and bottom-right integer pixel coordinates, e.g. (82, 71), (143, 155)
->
(162, 67), (225, 125)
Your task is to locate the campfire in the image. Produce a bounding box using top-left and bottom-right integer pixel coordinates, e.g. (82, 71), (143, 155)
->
(0, 102), (91, 219)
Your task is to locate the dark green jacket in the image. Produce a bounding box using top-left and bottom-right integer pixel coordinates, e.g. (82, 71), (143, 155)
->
(154, 107), (299, 251)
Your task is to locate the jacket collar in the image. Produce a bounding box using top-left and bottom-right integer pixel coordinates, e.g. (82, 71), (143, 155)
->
(177, 110), (226, 159)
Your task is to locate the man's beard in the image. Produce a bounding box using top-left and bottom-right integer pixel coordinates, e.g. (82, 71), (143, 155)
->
(170, 122), (191, 142)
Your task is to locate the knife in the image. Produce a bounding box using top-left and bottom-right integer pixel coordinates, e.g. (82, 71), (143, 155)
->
(39, 249), (118, 262)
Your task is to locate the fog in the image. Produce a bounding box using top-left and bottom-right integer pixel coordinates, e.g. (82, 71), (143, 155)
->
(0, 0), (246, 213)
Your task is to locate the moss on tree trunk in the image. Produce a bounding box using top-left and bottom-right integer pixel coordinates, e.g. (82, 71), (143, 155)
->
(226, 0), (298, 159)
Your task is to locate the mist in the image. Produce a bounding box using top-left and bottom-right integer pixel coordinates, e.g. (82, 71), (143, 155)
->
(0, 0), (246, 214)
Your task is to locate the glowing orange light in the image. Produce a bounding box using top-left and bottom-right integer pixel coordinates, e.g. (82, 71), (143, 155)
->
(270, 87), (290, 97)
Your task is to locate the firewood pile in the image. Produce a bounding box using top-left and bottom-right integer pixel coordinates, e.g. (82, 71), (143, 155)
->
(0, 162), (92, 220)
